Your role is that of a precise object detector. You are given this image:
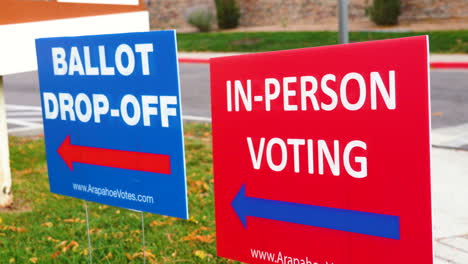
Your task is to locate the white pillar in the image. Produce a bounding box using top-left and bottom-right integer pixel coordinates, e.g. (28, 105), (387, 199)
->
(0, 76), (13, 207)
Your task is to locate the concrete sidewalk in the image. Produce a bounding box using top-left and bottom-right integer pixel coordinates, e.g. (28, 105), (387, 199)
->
(432, 148), (468, 263)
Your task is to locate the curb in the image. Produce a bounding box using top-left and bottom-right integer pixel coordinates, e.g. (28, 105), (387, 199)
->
(178, 58), (210, 64)
(430, 62), (468, 69)
(178, 58), (468, 69)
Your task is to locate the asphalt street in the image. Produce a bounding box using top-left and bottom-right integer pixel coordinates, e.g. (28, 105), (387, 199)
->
(2, 64), (468, 149)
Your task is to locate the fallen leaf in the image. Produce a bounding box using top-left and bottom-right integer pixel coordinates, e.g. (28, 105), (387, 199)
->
(47, 236), (59, 243)
(194, 250), (212, 260)
(149, 220), (165, 227)
(182, 228), (215, 243)
(55, 241), (68, 249)
(98, 205), (109, 210)
(166, 233), (173, 243)
(60, 241), (79, 253)
(188, 217), (200, 224)
(63, 218), (81, 223)
(89, 228), (101, 234)
(132, 250), (156, 259)
(53, 194), (65, 200)
(8, 226), (28, 233)
(41, 222), (53, 228)
(101, 252), (113, 261)
(29, 258), (37, 263)
(51, 251), (61, 259)
(112, 232), (124, 239)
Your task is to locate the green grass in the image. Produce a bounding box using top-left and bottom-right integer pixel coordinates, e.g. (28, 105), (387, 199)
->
(1, 123), (236, 263)
(177, 31), (468, 53)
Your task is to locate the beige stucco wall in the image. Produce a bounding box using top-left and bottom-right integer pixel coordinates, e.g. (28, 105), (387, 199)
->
(148, 0), (468, 29)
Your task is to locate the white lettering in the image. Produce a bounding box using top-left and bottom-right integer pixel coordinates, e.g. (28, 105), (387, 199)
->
(160, 96), (177, 128)
(51, 47), (67, 75)
(265, 78), (281, 111)
(135, 43), (153, 75)
(121, 94), (141, 126)
(43, 92), (59, 119)
(115, 44), (135, 76)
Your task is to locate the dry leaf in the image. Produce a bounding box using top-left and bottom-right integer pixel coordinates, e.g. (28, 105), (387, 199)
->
(166, 233), (173, 243)
(101, 252), (113, 261)
(98, 205), (109, 210)
(149, 220), (165, 227)
(47, 236), (59, 243)
(8, 226), (28, 233)
(53, 194), (64, 200)
(89, 228), (101, 234)
(41, 222), (53, 228)
(63, 218), (78, 223)
(29, 258), (37, 263)
(132, 250), (156, 259)
(51, 251), (61, 259)
(125, 253), (134, 261)
(182, 228), (215, 243)
(194, 250), (212, 260)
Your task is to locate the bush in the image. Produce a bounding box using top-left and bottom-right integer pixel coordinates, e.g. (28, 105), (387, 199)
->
(214, 0), (240, 29)
(186, 6), (214, 32)
(368, 0), (401, 26)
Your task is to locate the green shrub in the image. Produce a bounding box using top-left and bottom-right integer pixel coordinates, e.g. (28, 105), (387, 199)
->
(368, 0), (401, 26)
(214, 0), (240, 29)
(186, 6), (214, 32)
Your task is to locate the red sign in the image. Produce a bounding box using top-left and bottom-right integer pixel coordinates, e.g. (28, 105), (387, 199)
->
(210, 36), (432, 264)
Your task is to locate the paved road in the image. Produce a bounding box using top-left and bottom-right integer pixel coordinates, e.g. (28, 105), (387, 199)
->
(3, 65), (468, 149)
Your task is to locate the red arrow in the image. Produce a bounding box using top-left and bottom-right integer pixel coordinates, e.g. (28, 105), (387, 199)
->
(57, 135), (171, 174)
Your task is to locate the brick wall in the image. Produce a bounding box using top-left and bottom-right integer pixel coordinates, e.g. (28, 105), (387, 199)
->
(148, 0), (468, 29)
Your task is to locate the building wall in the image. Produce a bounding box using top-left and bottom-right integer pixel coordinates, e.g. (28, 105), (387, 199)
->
(401, 0), (468, 20)
(148, 0), (468, 29)
(148, 0), (215, 29)
(236, 0), (369, 26)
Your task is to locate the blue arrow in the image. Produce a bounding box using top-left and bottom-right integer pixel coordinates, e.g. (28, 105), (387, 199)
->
(232, 184), (400, 240)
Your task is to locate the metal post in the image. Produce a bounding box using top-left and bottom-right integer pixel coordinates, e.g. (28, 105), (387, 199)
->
(0, 76), (13, 208)
(84, 201), (93, 264)
(141, 212), (146, 264)
(338, 0), (349, 44)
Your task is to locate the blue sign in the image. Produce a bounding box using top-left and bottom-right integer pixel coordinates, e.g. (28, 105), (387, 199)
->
(36, 31), (188, 219)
